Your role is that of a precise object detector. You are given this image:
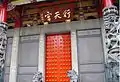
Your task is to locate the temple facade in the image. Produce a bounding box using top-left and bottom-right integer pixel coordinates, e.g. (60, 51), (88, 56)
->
(0, 0), (119, 82)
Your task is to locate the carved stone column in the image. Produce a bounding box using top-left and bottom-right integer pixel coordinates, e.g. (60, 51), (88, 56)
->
(102, 0), (120, 82)
(0, 22), (8, 82)
(0, 0), (8, 81)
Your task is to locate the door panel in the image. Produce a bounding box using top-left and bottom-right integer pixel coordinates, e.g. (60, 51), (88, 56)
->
(77, 30), (105, 82)
(78, 36), (104, 64)
(17, 35), (39, 82)
(45, 33), (72, 82)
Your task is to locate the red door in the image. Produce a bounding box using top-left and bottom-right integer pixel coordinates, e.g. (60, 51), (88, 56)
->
(45, 33), (72, 82)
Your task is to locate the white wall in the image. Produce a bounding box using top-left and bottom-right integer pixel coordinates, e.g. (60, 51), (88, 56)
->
(6, 19), (105, 82)
(7, 19), (101, 37)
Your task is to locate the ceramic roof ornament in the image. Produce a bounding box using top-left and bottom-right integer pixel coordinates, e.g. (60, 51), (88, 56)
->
(102, 0), (120, 82)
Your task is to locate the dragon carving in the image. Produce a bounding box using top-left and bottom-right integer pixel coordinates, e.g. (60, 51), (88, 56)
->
(103, 0), (120, 82)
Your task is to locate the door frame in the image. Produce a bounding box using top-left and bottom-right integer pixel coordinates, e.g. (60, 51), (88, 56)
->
(38, 29), (79, 82)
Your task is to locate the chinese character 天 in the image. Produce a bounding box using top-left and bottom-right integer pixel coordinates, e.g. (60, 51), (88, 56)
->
(54, 11), (62, 19)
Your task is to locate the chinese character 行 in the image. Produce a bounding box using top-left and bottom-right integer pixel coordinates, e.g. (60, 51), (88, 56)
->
(45, 11), (52, 22)
(54, 11), (62, 19)
(63, 9), (71, 18)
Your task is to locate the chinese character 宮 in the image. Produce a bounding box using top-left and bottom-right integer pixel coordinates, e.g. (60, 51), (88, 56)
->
(54, 11), (62, 19)
(63, 9), (71, 18)
(45, 11), (52, 22)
